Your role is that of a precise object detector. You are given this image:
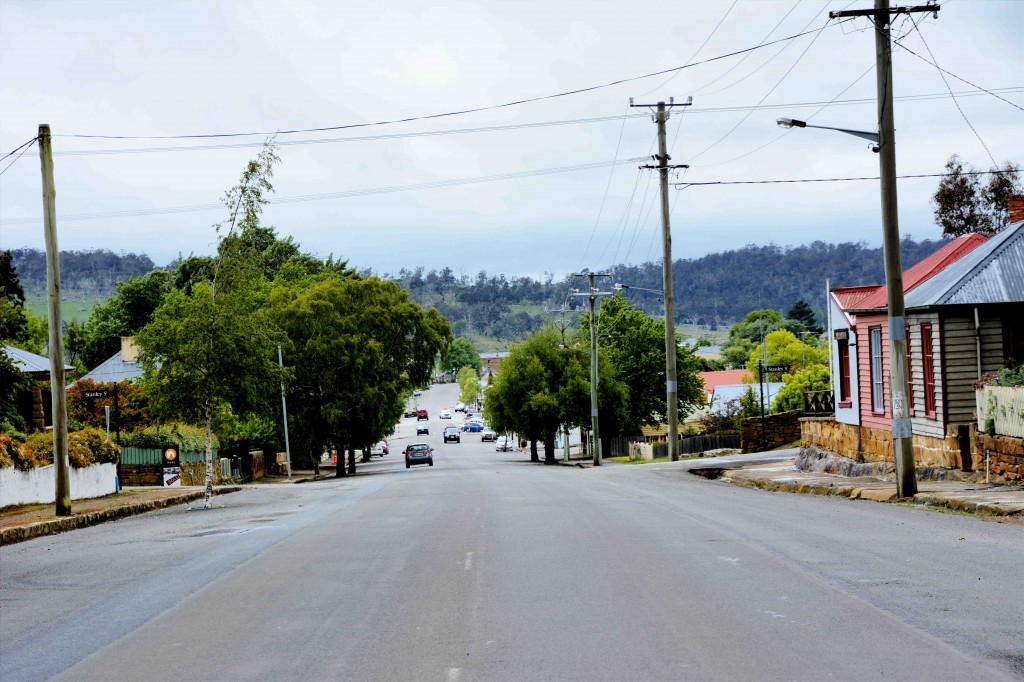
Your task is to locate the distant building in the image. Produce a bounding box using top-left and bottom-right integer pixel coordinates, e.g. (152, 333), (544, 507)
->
(480, 352), (510, 376)
(77, 337), (145, 385)
(2, 344), (73, 431)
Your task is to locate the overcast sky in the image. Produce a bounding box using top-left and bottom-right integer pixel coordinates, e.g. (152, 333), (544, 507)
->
(1, 0), (1021, 279)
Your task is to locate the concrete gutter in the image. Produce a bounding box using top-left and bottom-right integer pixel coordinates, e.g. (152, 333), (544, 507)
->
(0, 487), (242, 546)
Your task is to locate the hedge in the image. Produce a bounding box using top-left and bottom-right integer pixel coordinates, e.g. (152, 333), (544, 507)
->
(0, 428), (120, 471)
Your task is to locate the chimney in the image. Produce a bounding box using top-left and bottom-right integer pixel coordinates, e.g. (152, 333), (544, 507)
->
(1010, 194), (1024, 225)
(121, 336), (139, 362)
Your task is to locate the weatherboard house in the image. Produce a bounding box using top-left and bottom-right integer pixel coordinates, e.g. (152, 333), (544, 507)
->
(808, 212), (1024, 475)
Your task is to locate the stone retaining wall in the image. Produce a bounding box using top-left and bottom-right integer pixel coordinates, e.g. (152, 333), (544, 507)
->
(799, 418), (962, 468)
(740, 411), (802, 453)
(975, 433), (1024, 482)
(120, 461), (230, 487)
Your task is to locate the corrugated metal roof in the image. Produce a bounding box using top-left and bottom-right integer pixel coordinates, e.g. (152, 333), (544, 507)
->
(78, 350), (145, 384)
(710, 383), (784, 414)
(699, 370), (753, 395)
(2, 344), (72, 373)
(832, 285), (881, 311)
(853, 233), (987, 310)
(904, 221), (1024, 308)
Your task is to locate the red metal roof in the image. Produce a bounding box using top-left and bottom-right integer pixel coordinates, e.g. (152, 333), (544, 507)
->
(699, 370), (752, 395)
(852, 234), (987, 310)
(832, 285), (881, 311)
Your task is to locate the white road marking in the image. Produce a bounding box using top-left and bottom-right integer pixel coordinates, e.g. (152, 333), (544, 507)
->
(464, 552), (473, 571)
(718, 556), (740, 565)
(446, 667), (463, 682)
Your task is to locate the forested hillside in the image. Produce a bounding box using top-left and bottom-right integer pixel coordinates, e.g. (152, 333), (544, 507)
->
(12, 236), (949, 338)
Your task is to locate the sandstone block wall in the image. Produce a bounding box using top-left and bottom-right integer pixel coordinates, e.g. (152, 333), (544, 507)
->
(741, 411), (802, 452)
(799, 418), (961, 468)
(976, 433), (1024, 481)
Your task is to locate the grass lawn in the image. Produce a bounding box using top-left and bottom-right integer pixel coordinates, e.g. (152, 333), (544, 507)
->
(24, 293), (109, 324)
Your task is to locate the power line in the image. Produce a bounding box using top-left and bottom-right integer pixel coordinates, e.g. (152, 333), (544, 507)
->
(575, 105), (632, 271)
(673, 168), (1014, 188)
(0, 156), (648, 226)
(53, 24), (843, 141)
(0, 136), (38, 162)
(896, 43), (1024, 114)
(0, 138), (37, 178)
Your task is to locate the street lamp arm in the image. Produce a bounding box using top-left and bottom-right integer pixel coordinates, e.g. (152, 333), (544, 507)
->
(614, 283), (664, 295)
(776, 117), (879, 145)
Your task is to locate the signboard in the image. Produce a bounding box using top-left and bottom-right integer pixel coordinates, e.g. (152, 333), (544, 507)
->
(162, 447), (179, 465)
(764, 365), (791, 373)
(84, 390), (111, 399)
(162, 467), (181, 487)
(833, 329), (849, 341)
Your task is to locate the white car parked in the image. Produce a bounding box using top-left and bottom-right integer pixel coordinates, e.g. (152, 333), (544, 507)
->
(495, 436), (514, 452)
(439, 409), (452, 419)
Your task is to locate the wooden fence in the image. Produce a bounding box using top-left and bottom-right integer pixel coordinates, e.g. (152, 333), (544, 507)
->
(119, 446), (213, 465)
(651, 434), (741, 459)
(976, 386), (1024, 438)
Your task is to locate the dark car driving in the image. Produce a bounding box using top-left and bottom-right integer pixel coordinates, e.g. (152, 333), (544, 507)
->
(405, 442), (433, 468)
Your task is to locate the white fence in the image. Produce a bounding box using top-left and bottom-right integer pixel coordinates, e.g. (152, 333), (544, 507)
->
(0, 463), (118, 508)
(976, 386), (1024, 438)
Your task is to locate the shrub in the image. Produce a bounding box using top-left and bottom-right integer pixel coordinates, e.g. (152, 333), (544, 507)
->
(68, 428), (120, 467)
(0, 427), (120, 470)
(120, 423), (215, 453)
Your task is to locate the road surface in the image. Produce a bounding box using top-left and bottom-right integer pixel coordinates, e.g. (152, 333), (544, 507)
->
(2, 382), (1021, 681)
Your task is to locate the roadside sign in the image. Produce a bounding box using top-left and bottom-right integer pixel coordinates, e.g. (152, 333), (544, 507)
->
(163, 467), (181, 487)
(765, 365), (791, 373)
(84, 390), (111, 399)
(162, 447), (179, 465)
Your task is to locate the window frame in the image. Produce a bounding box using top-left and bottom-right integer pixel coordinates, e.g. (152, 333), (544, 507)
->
(837, 337), (851, 407)
(870, 326), (884, 414)
(922, 323), (936, 418)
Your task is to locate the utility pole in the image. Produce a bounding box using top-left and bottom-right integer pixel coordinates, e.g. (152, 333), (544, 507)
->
(631, 97), (691, 461)
(278, 345), (292, 479)
(830, 1), (938, 497)
(38, 124), (71, 516)
(572, 272), (612, 465)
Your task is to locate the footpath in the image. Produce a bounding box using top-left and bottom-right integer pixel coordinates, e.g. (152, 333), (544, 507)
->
(0, 469), (330, 546)
(683, 449), (1024, 520)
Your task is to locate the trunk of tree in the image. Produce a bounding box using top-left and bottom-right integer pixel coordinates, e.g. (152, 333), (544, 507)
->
(204, 406), (214, 509)
(360, 447), (371, 463)
(530, 439), (539, 462)
(334, 439), (346, 477)
(347, 445), (356, 475)
(544, 429), (556, 465)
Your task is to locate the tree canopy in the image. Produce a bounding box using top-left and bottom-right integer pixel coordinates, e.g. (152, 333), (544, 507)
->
(932, 155), (1022, 237)
(443, 337), (481, 374)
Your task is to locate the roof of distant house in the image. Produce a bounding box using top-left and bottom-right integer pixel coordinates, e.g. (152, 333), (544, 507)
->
(849, 233), (987, 311)
(905, 220), (1024, 308)
(78, 349), (145, 384)
(479, 352), (510, 360)
(699, 370), (752, 394)
(710, 382), (784, 413)
(832, 284), (882, 312)
(2, 344), (72, 374)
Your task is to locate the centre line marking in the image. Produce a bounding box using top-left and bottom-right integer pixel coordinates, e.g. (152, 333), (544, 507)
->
(447, 667), (463, 682)
(464, 552), (474, 571)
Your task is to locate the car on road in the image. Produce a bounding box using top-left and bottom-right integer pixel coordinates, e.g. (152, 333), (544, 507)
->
(413, 390), (422, 396)
(370, 441), (389, 456)
(454, 402), (466, 412)
(495, 436), (513, 451)
(404, 442), (433, 468)
(439, 409), (452, 419)
(463, 421), (483, 432)
(403, 409), (416, 418)
(481, 430), (497, 442)
(416, 425), (429, 435)
(443, 426), (461, 443)
(416, 409), (429, 421)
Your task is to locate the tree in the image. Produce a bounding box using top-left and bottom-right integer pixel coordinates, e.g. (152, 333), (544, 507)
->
(787, 300), (821, 334)
(81, 269), (174, 369)
(744, 329), (827, 378)
(773, 365), (831, 412)
(267, 274), (451, 475)
(137, 140), (283, 508)
(0, 250), (30, 345)
(443, 337), (481, 374)
(457, 366), (479, 406)
(582, 293), (704, 435)
(932, 155), (1022, 237)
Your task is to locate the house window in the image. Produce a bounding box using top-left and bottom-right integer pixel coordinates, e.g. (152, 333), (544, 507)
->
(906, 325), (914, 417)
(870, 326), (884, 414)
(922, 323), (936, 418)
(837, 338), (851, 405)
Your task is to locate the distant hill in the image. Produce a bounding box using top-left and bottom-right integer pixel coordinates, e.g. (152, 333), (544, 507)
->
(9, 236), (950, 336)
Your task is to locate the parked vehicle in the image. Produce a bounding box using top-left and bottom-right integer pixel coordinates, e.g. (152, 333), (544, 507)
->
(371, 441), (389, 456)
(404, 409), (417, 418)
(495, 436), (513, 452)
(416, 425), (429, 436)
(404, 443), (433, 468)
(463, 421), (483, 432)
(416, 409), (429, 421)
(455, 402), (466, 412)
(481, 430), (497, 442)
(443, 426), (461, 443)
(413, 390), (422, 396)
(439, 409), (452, 419)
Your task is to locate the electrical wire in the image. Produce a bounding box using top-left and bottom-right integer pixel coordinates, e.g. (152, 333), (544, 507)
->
(575, 105), (632, 271)
(896, 44), (1024, 114)
(0, 156), (649, 226)
(0, 137), (38, 163)
(53, 24), (843, 141)
(673, 168), (1015, 188)
(909, 21), (997, 167)
(0, 138), (37, 178)
(686, 17), (834, 164)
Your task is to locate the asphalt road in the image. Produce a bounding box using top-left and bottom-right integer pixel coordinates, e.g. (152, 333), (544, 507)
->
(2, 382), (1021, 681)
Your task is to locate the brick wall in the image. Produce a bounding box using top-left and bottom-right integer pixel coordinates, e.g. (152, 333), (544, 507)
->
(741, 411), (802, 452)
(119, 461), (229, 487)
(975, 433), (1024, 482)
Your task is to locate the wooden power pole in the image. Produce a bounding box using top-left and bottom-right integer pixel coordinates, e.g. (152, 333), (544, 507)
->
(829, 1), (939, 497)
(630, 97), (691, 461)
(38, 124), (71, 516)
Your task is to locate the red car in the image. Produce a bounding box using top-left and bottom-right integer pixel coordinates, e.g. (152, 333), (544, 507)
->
(416, 409), (429, 421)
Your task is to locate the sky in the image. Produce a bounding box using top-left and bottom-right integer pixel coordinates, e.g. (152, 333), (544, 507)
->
(1, 0), (1021, 279)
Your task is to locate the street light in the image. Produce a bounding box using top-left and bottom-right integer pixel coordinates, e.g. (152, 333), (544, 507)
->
(776, 117), (880, 153)
(613, 283), (664, 301)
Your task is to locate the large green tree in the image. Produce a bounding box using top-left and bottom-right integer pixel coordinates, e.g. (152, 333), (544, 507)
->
(81, 269), (174, 369)
(137, 139), (282, 507)
(582, 293), (704, 436)
(268, 274), (451, 475)
(443, 336), (481, 374)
